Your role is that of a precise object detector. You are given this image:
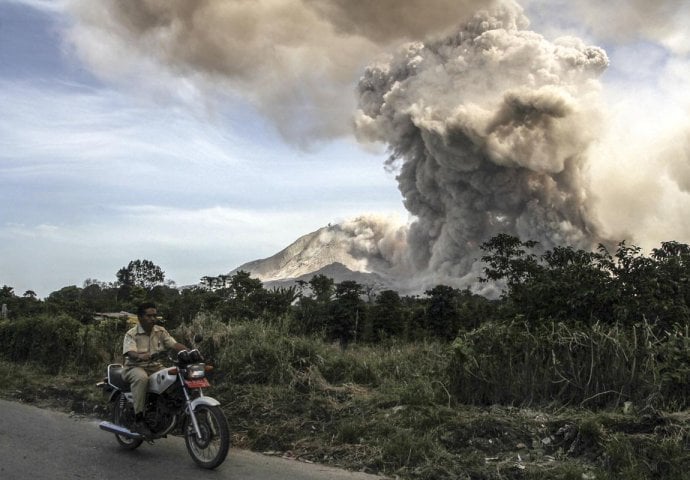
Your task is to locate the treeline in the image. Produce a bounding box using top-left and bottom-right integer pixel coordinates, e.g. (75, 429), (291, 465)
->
(3, 234), (690, 341)
(480, 234), (690, 332)
(0, 270), (492, 346)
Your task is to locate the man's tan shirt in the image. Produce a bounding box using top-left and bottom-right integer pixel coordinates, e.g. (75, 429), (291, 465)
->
(122, 324), (178, 368)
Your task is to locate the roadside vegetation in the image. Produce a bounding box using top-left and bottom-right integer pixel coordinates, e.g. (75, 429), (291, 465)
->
(1, 235), (690, 479)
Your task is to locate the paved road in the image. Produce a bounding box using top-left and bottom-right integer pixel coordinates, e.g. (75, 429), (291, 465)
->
(0, 399), (386, 480)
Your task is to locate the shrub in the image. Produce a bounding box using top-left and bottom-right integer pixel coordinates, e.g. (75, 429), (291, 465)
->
(177, 314), (327, 385)
(0, 314), (122, 373)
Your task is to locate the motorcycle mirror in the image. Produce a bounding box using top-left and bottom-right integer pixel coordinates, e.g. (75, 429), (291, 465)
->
(194, 334), (203, 344)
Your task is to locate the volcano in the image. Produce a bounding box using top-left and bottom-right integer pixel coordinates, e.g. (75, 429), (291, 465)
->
(228, 222), (395, 291)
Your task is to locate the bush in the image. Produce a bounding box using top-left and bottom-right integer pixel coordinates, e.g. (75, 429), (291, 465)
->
(0, 314), (124, 373)
(177, 314), (326, 385)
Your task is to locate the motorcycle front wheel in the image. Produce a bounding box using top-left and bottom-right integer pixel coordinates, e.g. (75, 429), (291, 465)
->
(111, 392), (143, 450)
(184, 405), (230, 469)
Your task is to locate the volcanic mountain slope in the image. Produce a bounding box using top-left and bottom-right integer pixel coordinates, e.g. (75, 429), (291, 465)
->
(229, 221), (398, 291)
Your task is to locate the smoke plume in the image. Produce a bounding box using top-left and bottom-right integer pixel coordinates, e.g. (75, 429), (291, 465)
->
(65, 0), (495, 143)
(355, 1), (610, 288)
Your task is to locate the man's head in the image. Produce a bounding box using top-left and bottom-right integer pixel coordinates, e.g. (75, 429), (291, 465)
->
(137, 301), (158, 333)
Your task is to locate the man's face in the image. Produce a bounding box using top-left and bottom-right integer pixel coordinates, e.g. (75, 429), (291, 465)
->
(139, 307), (157, 333)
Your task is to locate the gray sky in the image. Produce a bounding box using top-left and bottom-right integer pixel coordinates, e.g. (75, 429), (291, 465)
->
(1, 0), (689, 297)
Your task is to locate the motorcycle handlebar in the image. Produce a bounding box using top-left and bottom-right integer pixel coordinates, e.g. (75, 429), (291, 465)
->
(177, 349), (203, 364)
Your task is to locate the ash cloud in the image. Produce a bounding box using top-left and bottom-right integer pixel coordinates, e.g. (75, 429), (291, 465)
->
(63, 0), (690, 293)
(65, 0), (495, 143)
(355, 1), (610, 289)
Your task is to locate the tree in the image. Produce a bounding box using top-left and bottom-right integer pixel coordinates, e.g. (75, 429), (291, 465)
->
(80, 283), (106, 314)
(176, 287), (207, 324)
(0, 285), (15, 300)
(534, 245), (615, 323)
(212, 271), (265, 322)
(289, 275), (337, 336)
(116, 259), (165, 289)
(479, 233), (541, 289)
(425, 285), (462, 340)
(478, 234), (690, 328)
(0, 285), (47, 319)
(401, 295), (427, 341)
(369, 289), (404, 342)
(229, 270), (263, 302)
(45, 285), (86, 321)
(329, 280), (364, 348)
(479, 235), (614, 324)
(293, 295), (324, 335)
(259, 286), (299, 318)
(612, 240), (690, 328)
(309, 274), (335, 303)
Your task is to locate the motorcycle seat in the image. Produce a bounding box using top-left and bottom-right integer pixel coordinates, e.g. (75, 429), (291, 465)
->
(107, 364), (131, 392)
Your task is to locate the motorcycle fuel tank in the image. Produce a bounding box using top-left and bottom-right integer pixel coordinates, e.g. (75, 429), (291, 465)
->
(148, 367), (178, 394)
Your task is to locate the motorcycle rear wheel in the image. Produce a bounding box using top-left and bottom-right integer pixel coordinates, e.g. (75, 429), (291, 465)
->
(111, 392), (143, 450)
(184, 405), (230, 469)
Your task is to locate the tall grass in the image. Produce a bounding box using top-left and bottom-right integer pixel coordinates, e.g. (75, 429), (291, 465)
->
(3, 313), (689, 410)
(176, 314), (452, 401)
(448, 319), (690, 410)
(154, 313), (690, 411)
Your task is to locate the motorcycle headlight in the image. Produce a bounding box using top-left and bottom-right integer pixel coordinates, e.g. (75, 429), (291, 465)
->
(185, 363), (206, 379)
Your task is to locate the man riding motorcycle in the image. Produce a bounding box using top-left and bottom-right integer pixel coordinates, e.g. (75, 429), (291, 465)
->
(123, 301), (188, 437)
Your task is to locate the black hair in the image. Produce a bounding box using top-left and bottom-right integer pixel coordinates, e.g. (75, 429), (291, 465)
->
(137, 301), (157, 317)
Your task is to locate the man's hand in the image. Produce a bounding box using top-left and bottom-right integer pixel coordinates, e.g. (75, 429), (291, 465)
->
(127, 351), (151, 362)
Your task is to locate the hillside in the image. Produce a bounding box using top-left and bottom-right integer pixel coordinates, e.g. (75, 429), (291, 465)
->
(229, 222), (399, 291)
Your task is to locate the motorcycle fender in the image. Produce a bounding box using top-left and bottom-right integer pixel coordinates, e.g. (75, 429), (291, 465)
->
(190, 396), (221, 410)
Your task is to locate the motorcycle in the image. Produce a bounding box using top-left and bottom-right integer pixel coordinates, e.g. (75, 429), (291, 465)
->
(96, 348), (230, 469)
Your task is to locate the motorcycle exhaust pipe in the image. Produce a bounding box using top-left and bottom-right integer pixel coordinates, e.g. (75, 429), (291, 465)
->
(98, 421), (142, 439)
